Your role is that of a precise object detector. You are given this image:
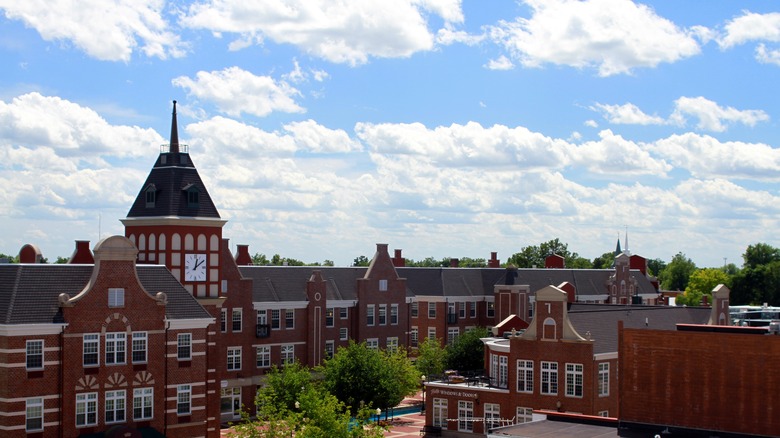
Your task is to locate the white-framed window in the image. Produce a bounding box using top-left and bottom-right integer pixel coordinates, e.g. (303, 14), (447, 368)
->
(227, 347), (242, 371)
(281, 344), (295, 365)
(428, 302), (436, 318)
(83, 333), (99, 366)
(220, 308), (227, 332)
(326, 307), (335, 327)
(598, 362), (610, 397)
(339, 327), (348, 340)
(26, 340), (43, 370)
(177, 333), (191, 360)
(428, 327), (436, 340)
(132, 332), (147, 363)
(565, 363), (584, 398)
(108, 288), (125, 307)
(379, 304), (387, 325)
(517, 360), (533, 393)
(76, 392), (98, 427)
(232, 308), (243, 332)
(379, 279), (388, 291)
(432, 398), (447, 428)
(106, 332), (126, 365)
(25, 398), (43, 432)
(285, 309), (295, 329)
(410, 326), (418, 347)
(541, 361), (558, 395)
(325, 341), (334, 359)
(448, 302), (455, 318)
(256, 346), (271, 368)
(105, 390), (125, 424)
(366, 338), (379, 350)
(390, 304), (399, 325)
(490, 354), (508, 388)
(367, 305), (375, 326)
(447, 327), (459, 346)
(470, 301), (476, 318)
(257, 310), (267, 325)
(177, 385), (191, 415)
(133, 387), (153, 420)
(484, 403), (501, 431)
(458, 400), (473, 432)
(386, 337), (398, 352)
(459, 302), (466, 318)
(221, 387), (241, 418)
(487, 301), (495, 318)
(598, 410), (609, 417)
(516, 407), (533, 424)
(411, 302), (418, 318)
(271, 309), (280, 329)
(339, 307), (348, 319)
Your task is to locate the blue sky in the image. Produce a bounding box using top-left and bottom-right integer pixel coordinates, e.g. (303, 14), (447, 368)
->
(1, 0), (780, 268)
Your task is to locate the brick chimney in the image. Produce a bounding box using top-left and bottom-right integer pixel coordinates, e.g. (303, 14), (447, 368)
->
(488, 251), (500, 268)
(235, 244), (252, 266)
(545, 254), (565, 269)
(392, 249), (405, 267)
(18, 244), (43, 263)
(450, 258), (459, 268)
(68, 240), (95, 264)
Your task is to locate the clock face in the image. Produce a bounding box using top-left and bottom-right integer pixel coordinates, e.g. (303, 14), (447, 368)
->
(185, 253), (207, 282)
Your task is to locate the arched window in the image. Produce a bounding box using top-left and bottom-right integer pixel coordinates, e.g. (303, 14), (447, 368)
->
(543, 317), (557, 340)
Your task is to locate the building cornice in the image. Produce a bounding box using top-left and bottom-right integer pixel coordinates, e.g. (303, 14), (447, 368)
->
(0, 324), (68, 336)
(121, 217), (227, 228)
(166, 318), (214, 330)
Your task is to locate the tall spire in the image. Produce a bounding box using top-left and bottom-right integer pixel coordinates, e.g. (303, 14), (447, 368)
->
(615, 236), (622, 256)
(170, 100), (179, 154)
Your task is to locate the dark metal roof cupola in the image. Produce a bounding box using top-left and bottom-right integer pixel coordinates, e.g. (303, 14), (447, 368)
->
(124, 100), (221, 219)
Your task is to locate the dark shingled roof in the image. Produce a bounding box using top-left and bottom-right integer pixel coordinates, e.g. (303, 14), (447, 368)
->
(0, 264), (212, 324)
(568, 303), (712, 354)
(126, 156), (220, 219)
(239, 266), (368, 303)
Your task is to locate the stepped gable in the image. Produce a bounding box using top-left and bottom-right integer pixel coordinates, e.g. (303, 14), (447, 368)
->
(126, 100), (220, 219)
(0, 264), (211, 324)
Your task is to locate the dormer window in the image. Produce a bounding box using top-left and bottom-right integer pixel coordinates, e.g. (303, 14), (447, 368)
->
(183, 184), (199, 208)
(144, 185), (157, 208)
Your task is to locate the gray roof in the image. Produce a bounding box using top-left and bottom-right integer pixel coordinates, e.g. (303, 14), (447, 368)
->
(568, 303), (712, 354)
(126, 152), (220, 219)
(0, 264), (212, 324)
(237, 266), (656, 304)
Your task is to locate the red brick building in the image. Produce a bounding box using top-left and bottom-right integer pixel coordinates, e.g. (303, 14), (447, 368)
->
(422, 283), (728, 435)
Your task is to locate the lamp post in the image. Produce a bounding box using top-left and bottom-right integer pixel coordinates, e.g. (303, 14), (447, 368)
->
(376, 408), (382, 423)
(420, 375), (426, 413)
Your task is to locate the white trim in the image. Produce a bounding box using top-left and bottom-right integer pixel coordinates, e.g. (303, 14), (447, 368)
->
(593, 352), (618, 361)
(0, 360), (59, 368)
(0, 324), (67, 337)
(324, 300), (354, 308)
(165, 318), (213, 330)
(253, 301), (308, 310)
(251, 341), (306, 348)
(120, 217), (227, 228)
(482, 338), (510, 353)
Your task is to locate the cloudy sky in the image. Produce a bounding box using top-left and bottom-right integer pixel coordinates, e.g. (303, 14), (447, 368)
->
(1, 0), (779, 268)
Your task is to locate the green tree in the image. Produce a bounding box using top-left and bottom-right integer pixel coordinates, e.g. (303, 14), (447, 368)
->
(457, 257), (487, 268)
(507, 239), (583, 268)
(677, 268), (731, 306)
(415, 337), (446, 378)
(592, 252), (616, 270)
(647, 258), (667, 277)
(320, 341), (418, 415)
(658, 252), (696, 291)
(444, 327), (490, 373)
(732, 260), (780, 306)
(323, 259), (335, 267)
(251, 253), (269, 265)
(0, 253), (19, 263)
(742, 243), (780, 269)
(352, 255), (370, 267)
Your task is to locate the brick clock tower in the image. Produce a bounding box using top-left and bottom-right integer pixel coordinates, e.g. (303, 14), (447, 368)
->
(122, 101), (226, 298)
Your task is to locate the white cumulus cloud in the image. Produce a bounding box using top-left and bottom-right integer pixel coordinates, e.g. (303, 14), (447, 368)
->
(670, 96), (769, 132)
(172, 67), (305, 117)
(489, 0), (701, 76)
(591, 102), (666, 125)
(0, 0), (185, 61)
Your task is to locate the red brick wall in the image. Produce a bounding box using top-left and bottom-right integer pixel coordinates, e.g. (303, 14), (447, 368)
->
(619, 328), (780, 436)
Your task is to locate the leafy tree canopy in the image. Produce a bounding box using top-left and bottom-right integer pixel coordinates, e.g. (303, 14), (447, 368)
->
(352, 255), (370, 267)
(742, 243), (780, 269)
(320, 341), (418, 414)
(415, 337), (446, 378)
(444, 327), (490, 373)
(507, 239), (583, 269)
(677, 268), (731, 306)
(591, 252), (616, 270)
(659, 252), (696, 291)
